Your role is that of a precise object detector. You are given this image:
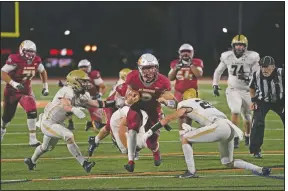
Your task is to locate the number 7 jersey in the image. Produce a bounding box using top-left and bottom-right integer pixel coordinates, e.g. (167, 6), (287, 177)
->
(177, 98), (227, 126)
(213, 50), (260, 91)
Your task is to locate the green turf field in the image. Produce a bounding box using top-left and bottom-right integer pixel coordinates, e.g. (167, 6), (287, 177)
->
(1, 82), (284, 190)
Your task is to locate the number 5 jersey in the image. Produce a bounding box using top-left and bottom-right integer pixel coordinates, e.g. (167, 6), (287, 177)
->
(213, 50), (260, 91)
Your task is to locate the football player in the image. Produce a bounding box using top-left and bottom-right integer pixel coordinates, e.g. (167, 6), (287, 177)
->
(168, 44), (204, 131)
(1, 40), (49, 146)
(59, 59), (107, 131)
(213, 35), (260, 148)
(87, 68), (132, 155)
(124, 53), (176, 172)
(143, 88), (271, 178)
(24, 70), (115, 172)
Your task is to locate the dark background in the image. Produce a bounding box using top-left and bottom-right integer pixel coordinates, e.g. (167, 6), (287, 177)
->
(1, 1), (285, 78)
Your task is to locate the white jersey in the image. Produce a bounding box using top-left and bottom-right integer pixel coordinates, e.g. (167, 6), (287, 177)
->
(177, 98), (227, 126)
(213, 50), (260, 91)
(108, 79), (125, 97)
(43, 86), (91, 123)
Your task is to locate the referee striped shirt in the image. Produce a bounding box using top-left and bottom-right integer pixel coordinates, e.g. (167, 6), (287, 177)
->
(249, 68), (284, 103)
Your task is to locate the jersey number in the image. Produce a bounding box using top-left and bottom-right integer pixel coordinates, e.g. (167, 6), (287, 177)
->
(22, 69), (36, 81)
(195, 100), (214, 109)
(231, 65), (244, 76)
(140, 92), (153, 101)
(176, 69), (193, 80)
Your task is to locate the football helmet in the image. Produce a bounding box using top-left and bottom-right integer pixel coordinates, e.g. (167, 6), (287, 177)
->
(137, 53), (159, 83)
(182, 88), (198, 100)
(78, 59), (92, 73)
(19, 40), (37, 61)
(119, 68), (132, 81)
(66, 70), (92, 93)
(178, 43), (194, 65)
(231, 35), (248, 57)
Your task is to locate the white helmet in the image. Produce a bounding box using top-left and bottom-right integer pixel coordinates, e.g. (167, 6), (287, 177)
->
(178, 43), (194, 64)
(78, 59), (91, 73)
(19, 40), (37, 61)
(137, 53), (159, 83)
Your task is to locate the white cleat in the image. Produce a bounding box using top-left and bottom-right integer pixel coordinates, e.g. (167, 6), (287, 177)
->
(29, 139), (41, 147)
(1, 128), (7, 142)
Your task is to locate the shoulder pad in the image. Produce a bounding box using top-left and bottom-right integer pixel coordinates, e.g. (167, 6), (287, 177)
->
(220, 51), (233, 60)
(192, 58), (204, 68)
(34, 56), (42, 63)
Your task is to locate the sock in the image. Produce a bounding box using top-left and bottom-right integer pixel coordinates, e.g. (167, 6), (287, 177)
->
(233, 159), (262, 173)
(67, 143), (85, 165)
(127, 130), (137, 161)
(182, 144), (196, 174)
(31, 145), (47, 164)
(95, 135), (100, 144)
(245, 133), (250, 137)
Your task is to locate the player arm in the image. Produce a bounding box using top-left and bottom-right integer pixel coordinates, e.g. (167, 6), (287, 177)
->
(212, 61), (227, 86)
(158, 91), (178, 109)
(249, 72), (257, 99)
(168, 68), (178, 81)
(190, 65), (203, 77)
(1, 63), (23, 89)
(85, 99), (116, 108)
(37, 63), (49, 91)
(93, 77), (106, 96)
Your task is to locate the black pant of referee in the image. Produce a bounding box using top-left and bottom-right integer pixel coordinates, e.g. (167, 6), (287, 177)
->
(249, 56), (285, 158)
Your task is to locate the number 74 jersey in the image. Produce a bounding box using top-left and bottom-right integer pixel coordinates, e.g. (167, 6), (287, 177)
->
(213, 50), (260, 91)
(177, 98), (227, 126)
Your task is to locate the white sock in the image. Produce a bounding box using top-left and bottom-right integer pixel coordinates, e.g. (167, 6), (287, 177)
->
(31, 145), (47, 164)
(245, 133), (250, 137)
(182, 144), (196, 174)
(95, 136), (100, 144)
(67, 143), (85, 165)
(127, 130), (137, 161)
(233, 159), (262, 173)
(27, 119), (37, 141)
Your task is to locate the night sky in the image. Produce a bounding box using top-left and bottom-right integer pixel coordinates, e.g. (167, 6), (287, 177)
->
(1, 1), (285, 77)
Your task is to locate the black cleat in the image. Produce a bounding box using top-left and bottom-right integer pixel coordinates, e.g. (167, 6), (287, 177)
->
(82, 160), (96, 173)
(24, 158), (36, 170)
(85, 121), (106, 132)
(124, 161), (135, 172)
(29, 141), (41, 147)
(234, 137), (239, 148)
(67, 121), (75, 130)
(245, 136), (250, 146)
(253, 152), (263, 159)
(178, 170), (199, 178)
(85, 121), (93, 131)
(88, 136), (99, 157)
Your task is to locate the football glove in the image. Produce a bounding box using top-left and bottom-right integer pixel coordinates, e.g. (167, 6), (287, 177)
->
(213, 85), (221, 97)
(9, 80), (24, 90)
(71, 107), (86, 119)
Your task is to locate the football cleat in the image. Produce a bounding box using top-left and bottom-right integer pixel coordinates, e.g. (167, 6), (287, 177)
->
(252, 167), (271, 176)
(178, 170), (199, 178)
(82, 160), (96, 173)
(24, 158), (36, 170)
(153, 150), (162, 166)
(88, 136), (99, 157)
(85, 121), (93, 131)
(67, 121), (75, 130)
(253, 152), (263, 159)
(245, 136), (250, 146)
(234, 137), (239, 148)
(29, 140), (41, 147)
(124, 161), (135, 172)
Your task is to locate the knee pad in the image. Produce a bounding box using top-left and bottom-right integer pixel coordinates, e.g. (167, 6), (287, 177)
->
(27, 111), (37, 119)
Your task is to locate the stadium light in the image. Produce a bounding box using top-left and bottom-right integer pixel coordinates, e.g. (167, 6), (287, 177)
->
(64, 30), (70, 35)
(60, 48), (67, 56)
(275, 23), (280, 28)
(84, 45), (91, 52)
(222, 28), (228, 33)
(91, 45), (97, 52)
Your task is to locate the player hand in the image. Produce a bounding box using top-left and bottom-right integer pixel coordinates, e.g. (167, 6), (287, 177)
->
(175, 61), (184, 70)
(71, 107), (86, 119)
(92, 93), (102, 101)
(213, 85), (221, 97)
(10, 81), (24, 90)
(58, 80), (64, 87)
(157, 97), (167, 105)
(250, 102), (258, 111)
(42, 88), (49, 96)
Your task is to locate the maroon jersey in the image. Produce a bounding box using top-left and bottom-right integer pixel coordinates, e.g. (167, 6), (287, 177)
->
(88, 70), (102, 96)
(125, 70), (171, 115)
(5, 54), (42, 94)
(170, 58), (204, 93)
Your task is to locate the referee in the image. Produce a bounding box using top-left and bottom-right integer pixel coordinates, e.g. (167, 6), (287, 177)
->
(249, 56), (284, 158)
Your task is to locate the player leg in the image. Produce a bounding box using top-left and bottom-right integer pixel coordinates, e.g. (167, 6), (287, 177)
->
(124, 107), (142, 172)
(240, 91), (252, 146)
(86, 107), (106, 132)
(1, 92), (19, 142)
(219, 131), (271, 176)
(19, 95), (41, 146)
(225, 87), (242, 148)
(67, 115), (75, 131)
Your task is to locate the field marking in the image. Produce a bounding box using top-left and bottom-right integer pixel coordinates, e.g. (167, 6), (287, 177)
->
(1, 151), (284, 162)
(1, 170), (284, 184)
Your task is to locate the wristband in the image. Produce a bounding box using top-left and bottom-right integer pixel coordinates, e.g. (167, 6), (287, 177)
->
(104, 100), (116, 108)
(97, 100), (104, 108)
(166, 100), (176, 108)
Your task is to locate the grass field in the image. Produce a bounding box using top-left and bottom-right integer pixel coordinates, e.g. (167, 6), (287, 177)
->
(1, 81), (285, 190)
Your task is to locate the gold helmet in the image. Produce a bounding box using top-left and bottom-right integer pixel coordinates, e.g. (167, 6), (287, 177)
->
(231, 34), (248, 57)
(119, 68), (132, 81)
(182, 88), (198, 100)
(66, 70), (92, 92)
